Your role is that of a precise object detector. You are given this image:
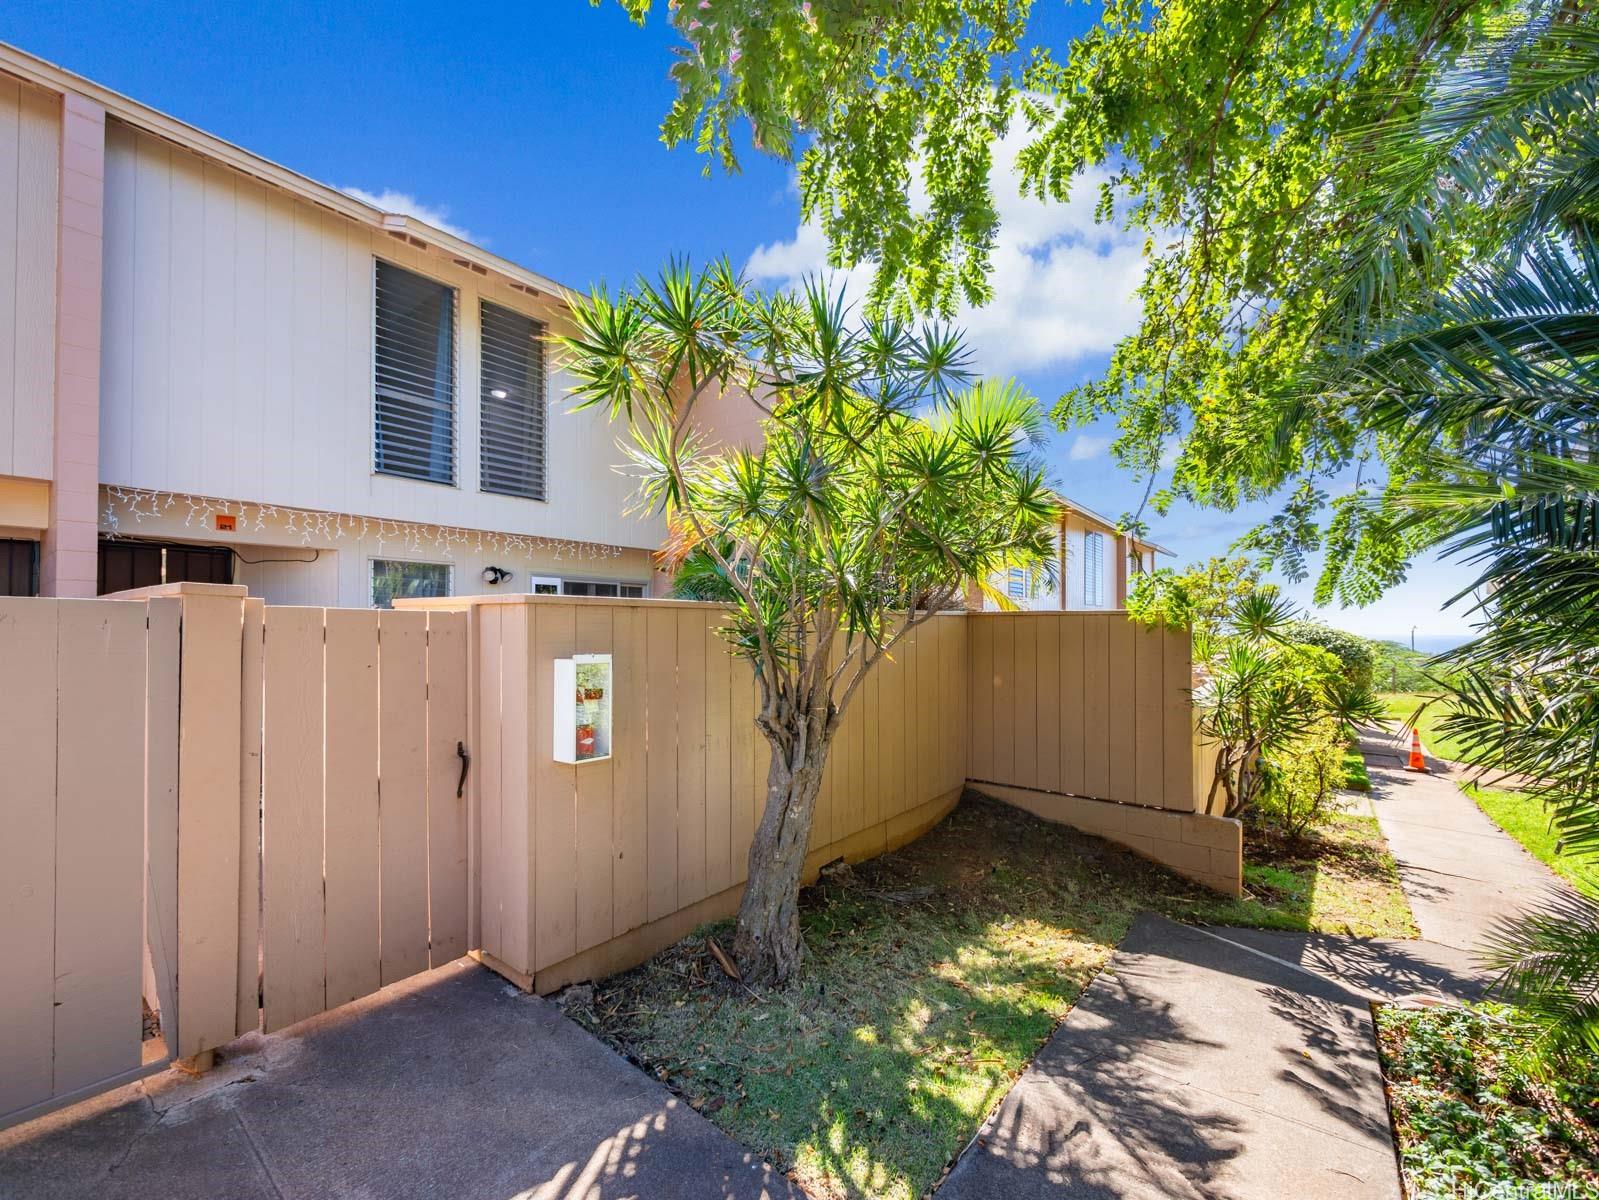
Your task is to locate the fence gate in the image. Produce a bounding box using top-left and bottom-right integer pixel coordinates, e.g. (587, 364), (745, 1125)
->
(249, 603), (469, 1033)
(0, 585), (472, 1133)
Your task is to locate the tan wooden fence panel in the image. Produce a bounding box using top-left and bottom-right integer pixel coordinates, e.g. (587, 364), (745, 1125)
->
(433, 596), (971, 991)
(236, 597), (265, 1038)
(257, 604), (470, 1034)
(324, 608), (381, 1010)
(968, 613), (1196, 812)
(0, 596), (169, 1128)
(426, 609), (470, 965)
(262, 606), (328, 1032)
(379, 609), (430, 986)
(144, 598), (181, 1055)
(174, 588), (247, 1057)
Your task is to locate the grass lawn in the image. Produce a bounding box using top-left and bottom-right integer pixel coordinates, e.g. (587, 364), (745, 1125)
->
(1469, 787), (1599, 895)
(1173, 813), (1417, 938)
(1376, 1003), (1599, 1196)
(1342, 746), (1371, 792)
(570, 794), (1415, 1199)
(1377, 691), (1479, 764)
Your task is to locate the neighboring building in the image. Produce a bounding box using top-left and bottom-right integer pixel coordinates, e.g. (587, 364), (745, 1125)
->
(981, 496), (1171, 611)
(0, 43), (663, 607)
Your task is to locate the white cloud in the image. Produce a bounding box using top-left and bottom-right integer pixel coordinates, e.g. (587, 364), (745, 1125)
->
(744, 124), (1146, 376)
(341, 186), (481, 245)
(1068, 434), (1111, 461)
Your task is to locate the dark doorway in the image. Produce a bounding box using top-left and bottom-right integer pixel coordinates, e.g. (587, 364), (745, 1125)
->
(98, 540), (234, 595)
(0, 538), (38, 596)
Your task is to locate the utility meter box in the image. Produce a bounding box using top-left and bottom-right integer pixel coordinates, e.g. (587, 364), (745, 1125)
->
(554, 653), (612, 763)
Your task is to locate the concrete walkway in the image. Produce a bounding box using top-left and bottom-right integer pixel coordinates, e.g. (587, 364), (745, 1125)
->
(938, 914), (1487, 1200)
(941, 733), (1571, 1200)
(0, 960), (799, 1200)
(1358, 725), (1572, 952)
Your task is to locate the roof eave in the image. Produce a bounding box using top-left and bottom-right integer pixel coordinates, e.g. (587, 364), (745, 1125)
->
(0, 40), (578, 308)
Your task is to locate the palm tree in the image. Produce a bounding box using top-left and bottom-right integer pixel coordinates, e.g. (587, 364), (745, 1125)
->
(557, 262), (1057, 984)
(1295, 15), (1599, 1061)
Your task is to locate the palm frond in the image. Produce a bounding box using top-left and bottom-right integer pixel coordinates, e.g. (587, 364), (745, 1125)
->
(1482, 892), (1599, 1066)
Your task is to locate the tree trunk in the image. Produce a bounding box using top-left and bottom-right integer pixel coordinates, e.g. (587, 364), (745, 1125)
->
(731, 729), (832, 987)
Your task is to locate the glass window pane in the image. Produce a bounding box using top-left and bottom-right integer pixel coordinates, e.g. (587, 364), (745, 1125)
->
(371, 559), (451, 609)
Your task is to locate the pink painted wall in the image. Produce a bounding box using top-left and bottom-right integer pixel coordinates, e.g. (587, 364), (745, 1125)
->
(40, 92), (103, 597)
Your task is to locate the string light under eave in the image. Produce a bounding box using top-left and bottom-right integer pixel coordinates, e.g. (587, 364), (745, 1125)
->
(101, 487), (630, 564)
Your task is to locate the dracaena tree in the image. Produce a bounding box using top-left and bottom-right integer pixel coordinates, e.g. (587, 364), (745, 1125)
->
(557, 261), (1057, 985)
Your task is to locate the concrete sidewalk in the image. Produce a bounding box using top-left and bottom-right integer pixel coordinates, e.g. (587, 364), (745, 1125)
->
(0, 960), (799, 1200)
(941, 735), (1572, 1200)
(1359, 726), (1572, 952)
(937, 914), (1484, 1200)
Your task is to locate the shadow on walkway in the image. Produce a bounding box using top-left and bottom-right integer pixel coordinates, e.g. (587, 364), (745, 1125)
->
(1358, 725), (1574, 953)
(938, 914), (1405, 1200)
(0, 960), (799, 1200)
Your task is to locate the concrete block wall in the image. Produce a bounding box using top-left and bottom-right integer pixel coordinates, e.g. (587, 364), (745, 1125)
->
(967, 782), (1243, 896)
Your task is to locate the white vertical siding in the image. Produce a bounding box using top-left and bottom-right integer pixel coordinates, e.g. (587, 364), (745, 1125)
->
(0, 77), (58, 481)
(235, 549), (341, 607)
(98, 119), (663, 551)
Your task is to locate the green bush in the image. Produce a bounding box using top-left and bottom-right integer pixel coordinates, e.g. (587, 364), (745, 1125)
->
(1259, 721), (1349, 839)
(1282, 620), (1375, 690)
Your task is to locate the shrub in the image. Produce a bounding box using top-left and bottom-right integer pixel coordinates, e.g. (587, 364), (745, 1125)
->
(1259, 721), (1348, 839)
(1282, 620), (1375, 691)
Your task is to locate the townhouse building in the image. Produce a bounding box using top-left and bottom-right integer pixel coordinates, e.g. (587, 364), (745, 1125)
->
(984, 497), (1171, 611)
(0, 43), (662, 608)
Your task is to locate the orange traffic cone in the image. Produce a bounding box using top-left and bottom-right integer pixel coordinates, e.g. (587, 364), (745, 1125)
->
(1404, 729), (1428, 773)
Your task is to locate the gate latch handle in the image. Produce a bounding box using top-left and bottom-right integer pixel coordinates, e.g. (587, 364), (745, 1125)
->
(456, 741), (470, 799)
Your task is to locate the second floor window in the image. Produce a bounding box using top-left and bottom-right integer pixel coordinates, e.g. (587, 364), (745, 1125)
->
(479, 300), (547, 500)
(1083, 531), (1105, 607)
(1007, 567), (1027, 600)
(374, 261), (457, 485)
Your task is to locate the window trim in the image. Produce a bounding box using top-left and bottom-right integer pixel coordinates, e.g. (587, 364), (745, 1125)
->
(371, 257), (460, 488)
(369, 556), (454, 609)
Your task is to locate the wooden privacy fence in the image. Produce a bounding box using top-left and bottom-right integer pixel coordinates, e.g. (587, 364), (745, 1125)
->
(415, 595), (970, 995)
(0, 595), (176, 1127)
(967, 612), (1194, 810)
(0, 584), (473, 1131)
(964, 612), (1241, 896)
(3, 587), (1228, 1130)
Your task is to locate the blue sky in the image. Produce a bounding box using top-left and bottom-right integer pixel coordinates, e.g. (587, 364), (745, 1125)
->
(4, 1), (1478, 648)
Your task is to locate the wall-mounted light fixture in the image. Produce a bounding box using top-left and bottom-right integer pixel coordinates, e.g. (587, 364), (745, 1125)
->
(482, 565), (513, 586)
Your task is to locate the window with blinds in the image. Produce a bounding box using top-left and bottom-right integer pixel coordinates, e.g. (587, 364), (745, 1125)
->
(374, 261), (457, 485)
(479, 300), (547, 500)
(1083, 531), (1105, 607)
